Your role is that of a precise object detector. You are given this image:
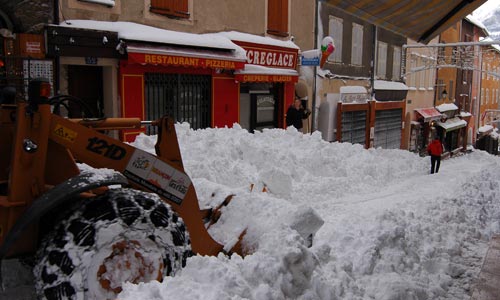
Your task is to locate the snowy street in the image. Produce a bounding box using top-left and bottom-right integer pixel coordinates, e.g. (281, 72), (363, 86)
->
(119, 125), (500, 300)
(2, 125), (500, 299)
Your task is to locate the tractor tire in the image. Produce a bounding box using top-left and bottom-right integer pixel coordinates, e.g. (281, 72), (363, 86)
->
(33, 188), (191, 300)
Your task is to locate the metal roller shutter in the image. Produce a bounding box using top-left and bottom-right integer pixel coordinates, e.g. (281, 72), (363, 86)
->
(341, 110), (366, 146)
(374, 109), (402, 149)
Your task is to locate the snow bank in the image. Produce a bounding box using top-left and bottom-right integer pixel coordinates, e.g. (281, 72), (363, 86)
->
(120, 124), (500, 300)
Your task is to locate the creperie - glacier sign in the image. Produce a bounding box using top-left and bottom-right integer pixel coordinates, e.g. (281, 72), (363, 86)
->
(234, 42), (298, 69)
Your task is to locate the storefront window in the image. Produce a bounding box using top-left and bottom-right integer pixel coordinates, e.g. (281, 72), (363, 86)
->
(145, 73), (211, 133)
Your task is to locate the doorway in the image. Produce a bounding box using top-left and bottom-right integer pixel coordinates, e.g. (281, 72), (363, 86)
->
(68, 65), (104, 118)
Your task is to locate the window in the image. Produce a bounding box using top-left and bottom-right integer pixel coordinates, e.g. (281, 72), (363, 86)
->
(481, 88), (484, 105)
(351, 23), (363, 66)
(377, 41), (387, 79)
(428, 59), (436, 89)
(392, 46), (401, 80)
(267, 0), (289, 37)
(419, 58), (426, 89)
(408, 55), (416, 88)
(328, 16), (343, 62)
(486, 89), (489, 105)
(448, 80), (454, 100)
(150, 0), (189, 19)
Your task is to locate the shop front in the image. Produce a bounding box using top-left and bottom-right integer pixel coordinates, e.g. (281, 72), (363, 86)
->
(224, 33), (300, 132)
(435, 103), (468, 156)
(46, 25), (121, 120)
(120, 43), (246, 141)
(411, 107), (443, 154)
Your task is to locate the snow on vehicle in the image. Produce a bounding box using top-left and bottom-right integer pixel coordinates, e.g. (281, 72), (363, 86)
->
(0, 79), (245, 299)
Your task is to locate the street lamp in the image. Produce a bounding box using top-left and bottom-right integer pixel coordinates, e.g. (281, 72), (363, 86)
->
(441, 89), (448, 99)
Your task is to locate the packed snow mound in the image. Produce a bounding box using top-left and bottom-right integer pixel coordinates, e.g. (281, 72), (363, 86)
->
(122, 124), (500, 300)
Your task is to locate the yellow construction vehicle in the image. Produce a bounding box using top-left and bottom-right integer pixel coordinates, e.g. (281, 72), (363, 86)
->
(0, 79), (244, 299)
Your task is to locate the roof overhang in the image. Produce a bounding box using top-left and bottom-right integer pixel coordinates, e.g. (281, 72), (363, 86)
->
(415, 107), (443, 122)
(126, 43), (246, 70)
(437, 117), (467, 131)
(325, 0), (488, 43)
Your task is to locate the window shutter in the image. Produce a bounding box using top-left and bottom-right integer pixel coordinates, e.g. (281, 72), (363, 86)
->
(377, 42), (387, 79)
(351, 23), (363, 66)
(328, 16), (342, 62)
(173, 0), (189, 17)
(151, 0), (189, 19)
(267, 0), (288, 37)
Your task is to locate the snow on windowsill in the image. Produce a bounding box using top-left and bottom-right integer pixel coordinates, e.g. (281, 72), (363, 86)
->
(79, 0), (115, 7)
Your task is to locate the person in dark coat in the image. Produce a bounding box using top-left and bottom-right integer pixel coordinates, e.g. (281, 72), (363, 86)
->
(427, 135), (443, 174)
(286, 98), (310, 132)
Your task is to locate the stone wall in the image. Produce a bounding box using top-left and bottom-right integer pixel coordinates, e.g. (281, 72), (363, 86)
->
(0, 0), (53, 33)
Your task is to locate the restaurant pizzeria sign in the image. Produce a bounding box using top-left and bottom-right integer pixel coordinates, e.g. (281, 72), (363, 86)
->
(128, 52), (245, 70)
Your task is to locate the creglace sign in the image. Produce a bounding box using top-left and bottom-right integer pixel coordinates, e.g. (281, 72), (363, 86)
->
(233, 41), (298, 69)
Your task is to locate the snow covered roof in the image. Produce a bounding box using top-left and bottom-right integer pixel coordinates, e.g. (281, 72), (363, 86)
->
(415, 107), (442, 122)
(59, 20), (246, 55)
(436, 103), (459, 112)
(126, 43), (247, 62)
(219, 31), (299, 49)
(340, 86), (367, 94)
(460, 111), (473, 117)
(479, 36), (500, 52)
(436, 117), (467, 131)
(466, 14), (489, 34)
(234, 64), (298, 76)
(374, 80), (409, 91)
(479, 124), (494, 133)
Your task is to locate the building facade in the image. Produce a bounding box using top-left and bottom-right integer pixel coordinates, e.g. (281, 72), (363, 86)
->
(1, 0), (316, 141)
(479, 42), (500, 127)
(315, 2), (406, 149)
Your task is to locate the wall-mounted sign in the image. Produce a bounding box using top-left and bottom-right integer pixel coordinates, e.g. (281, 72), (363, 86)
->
(231, 41), (298, 69)
(25, 41), (41, 53)
(235, 74), (298, 83)
(85, 57), (98, 65)
(341, 93), (368, 103)
(128, 53), (245, 70)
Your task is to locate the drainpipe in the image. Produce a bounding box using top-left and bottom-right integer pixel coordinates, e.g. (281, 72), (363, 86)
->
(371, 25), (377, 100)
(53, 0), (60, 94)
(311, 0), (319, 132)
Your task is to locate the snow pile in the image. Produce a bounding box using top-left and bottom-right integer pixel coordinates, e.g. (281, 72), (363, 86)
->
(120, 124), (500, 300)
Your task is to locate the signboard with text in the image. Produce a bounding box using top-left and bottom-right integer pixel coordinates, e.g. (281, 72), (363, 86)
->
(232, 41), (298, 69)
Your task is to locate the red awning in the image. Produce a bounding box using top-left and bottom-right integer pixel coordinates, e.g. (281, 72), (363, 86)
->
(415, 107), (442, 122)
(234, 64), (299, 83)
(127, 43), (246, 70)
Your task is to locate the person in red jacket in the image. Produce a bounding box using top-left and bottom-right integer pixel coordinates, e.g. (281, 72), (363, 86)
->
(427, 136), (443, 174)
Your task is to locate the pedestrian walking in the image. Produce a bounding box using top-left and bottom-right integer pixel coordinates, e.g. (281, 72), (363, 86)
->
(427, 135), (443, 174)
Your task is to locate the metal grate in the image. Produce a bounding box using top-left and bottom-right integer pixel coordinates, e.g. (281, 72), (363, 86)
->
(145, 73), (211, 134)
(374, 109), (402, 149)
(341, 110), (366, 145)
